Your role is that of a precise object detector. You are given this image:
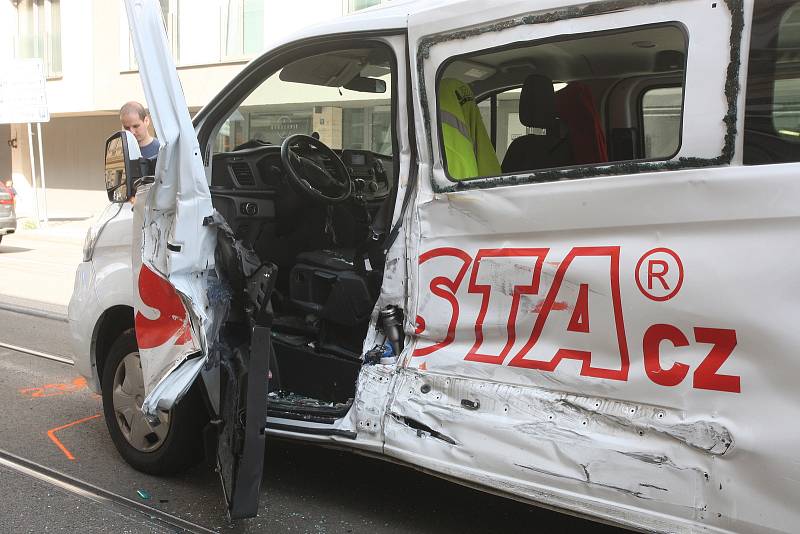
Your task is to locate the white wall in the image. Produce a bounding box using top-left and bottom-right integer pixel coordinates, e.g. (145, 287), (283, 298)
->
(44, 0), (96, 114)
(0, 1), (14, 185)
(0, 2), (15, 63)
(260, 1), (345, 49)
(10, 115), (117, 219)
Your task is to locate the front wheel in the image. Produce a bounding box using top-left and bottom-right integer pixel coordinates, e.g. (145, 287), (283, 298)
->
(101, 329), (207, 475)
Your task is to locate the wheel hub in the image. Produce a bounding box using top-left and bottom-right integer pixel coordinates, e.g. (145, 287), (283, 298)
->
(111, 351), (171, 452)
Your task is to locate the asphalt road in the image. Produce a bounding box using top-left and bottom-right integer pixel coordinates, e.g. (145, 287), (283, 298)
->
(0, 308), (630, 533)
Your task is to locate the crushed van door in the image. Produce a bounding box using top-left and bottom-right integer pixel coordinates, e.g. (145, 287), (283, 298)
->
(124, 0), (270, 518)
(395, 1), (800, 532)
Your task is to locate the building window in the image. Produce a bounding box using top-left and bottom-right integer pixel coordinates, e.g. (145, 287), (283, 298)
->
(348, 0), (382, 13)
(223, 0), (265, 60)
(121, 0), (266, 70)
(15, 0), (62, 78)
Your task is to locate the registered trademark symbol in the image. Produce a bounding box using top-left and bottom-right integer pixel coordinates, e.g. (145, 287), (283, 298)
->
(635, 247), (684, 301)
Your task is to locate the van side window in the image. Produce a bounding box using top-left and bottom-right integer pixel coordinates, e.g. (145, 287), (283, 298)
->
(641, 86), (683, 159)
(436, 24), (688, 181)
(744, 0), (800, 164)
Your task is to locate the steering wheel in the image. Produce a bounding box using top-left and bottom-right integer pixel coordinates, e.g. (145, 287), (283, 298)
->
(280, 134), (351, 203)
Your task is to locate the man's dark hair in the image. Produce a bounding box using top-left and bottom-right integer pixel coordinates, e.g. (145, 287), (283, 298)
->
(119, 101), (148, 120)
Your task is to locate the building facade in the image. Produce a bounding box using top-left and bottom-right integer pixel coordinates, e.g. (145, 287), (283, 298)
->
(1, 0), (386, 221)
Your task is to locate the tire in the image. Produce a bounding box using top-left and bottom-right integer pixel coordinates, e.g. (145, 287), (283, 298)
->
(101, 329), (207, 475)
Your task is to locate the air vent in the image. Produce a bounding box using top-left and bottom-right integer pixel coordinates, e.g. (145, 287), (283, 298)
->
(230, 162), (255, 186)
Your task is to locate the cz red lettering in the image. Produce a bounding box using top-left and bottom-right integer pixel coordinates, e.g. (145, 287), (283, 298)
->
(644, 324), (740, 392)
(643, 324), (690, 386)
(693, 327), (740, 393)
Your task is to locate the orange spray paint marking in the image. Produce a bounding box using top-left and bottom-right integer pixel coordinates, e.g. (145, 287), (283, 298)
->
(19, 376), (87, 398)
(47, 414), (102, 461)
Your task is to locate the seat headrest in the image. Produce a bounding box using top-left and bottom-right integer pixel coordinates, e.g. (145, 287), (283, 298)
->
(519, 74), (557, 128)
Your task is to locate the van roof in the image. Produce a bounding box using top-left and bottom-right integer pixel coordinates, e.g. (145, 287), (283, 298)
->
(272, 0), (607, 52)
(270, 0), (490, 49)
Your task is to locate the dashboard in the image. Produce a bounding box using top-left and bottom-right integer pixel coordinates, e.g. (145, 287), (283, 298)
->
(211, 144), (394, 201)
(209, 144), (395, 241)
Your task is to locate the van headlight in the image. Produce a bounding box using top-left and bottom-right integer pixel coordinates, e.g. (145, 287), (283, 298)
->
(82, 203), (124, 262)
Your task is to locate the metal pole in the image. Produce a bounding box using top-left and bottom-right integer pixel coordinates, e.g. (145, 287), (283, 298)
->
(36, 122), (47, 224)
(26, 123), (40, 226)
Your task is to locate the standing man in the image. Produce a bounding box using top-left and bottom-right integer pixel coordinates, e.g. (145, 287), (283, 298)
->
(119, 101), (160, 159)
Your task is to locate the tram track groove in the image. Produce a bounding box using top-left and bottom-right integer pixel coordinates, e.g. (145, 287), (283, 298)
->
(0, 301), (68, 322)
(0, 341), (74, 365)
(0, 447), (217, 533)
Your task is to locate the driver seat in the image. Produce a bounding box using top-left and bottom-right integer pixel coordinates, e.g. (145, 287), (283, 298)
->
(289, 249), (376, 327)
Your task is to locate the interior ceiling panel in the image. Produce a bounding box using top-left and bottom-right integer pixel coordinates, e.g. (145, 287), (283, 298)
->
(445, 24), (686, 85)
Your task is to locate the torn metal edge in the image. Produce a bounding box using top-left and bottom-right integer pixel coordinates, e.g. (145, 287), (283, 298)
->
(415, 0), (745, 193)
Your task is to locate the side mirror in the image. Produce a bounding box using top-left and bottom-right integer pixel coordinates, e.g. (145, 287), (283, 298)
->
(104, 131), (144, 203)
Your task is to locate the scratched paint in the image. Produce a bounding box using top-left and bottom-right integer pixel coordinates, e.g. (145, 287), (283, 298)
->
(385, 370), (721, 526)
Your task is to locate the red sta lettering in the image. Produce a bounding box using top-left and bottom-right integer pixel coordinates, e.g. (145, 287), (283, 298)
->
(414, 245), (741, 394)
(508, 247), (630, 381)
(464, 248), (547, 365)
(412, 248), (472, 357)
(135, 265), (193, 350)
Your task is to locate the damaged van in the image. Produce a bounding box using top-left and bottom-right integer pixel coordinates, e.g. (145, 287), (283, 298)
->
(69, 0), (800, 530)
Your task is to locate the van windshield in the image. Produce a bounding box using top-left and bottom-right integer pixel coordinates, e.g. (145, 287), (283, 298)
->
(215, 47), (393, 155)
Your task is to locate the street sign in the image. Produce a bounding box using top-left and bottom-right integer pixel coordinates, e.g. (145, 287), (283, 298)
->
(0, 58), (50, 124)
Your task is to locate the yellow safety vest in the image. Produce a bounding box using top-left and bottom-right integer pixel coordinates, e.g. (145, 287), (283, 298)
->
(438, 78), (500, 180)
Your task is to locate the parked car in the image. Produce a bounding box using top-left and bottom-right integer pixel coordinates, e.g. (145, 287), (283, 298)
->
(70, 0), (800, 530)
(0, 181), (17, 244)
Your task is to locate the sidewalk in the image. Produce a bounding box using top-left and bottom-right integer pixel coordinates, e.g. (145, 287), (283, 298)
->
(14, 215), (95, 244)
(0, 216), (96, 315)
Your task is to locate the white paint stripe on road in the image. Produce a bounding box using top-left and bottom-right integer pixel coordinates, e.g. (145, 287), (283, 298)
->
(0, 341), (74, 365)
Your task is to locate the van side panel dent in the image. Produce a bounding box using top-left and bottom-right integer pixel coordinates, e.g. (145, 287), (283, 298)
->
(341, 364), (396, 446)
(414, 0), (744, 193)
(386, 369), (725, 530)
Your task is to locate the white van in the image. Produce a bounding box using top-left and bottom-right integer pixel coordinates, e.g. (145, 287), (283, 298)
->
(70, 0), (800, 530)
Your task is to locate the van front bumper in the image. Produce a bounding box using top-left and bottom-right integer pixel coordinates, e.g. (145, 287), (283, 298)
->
(68, 261), (103, 393)
(0, 214), (16, 235)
